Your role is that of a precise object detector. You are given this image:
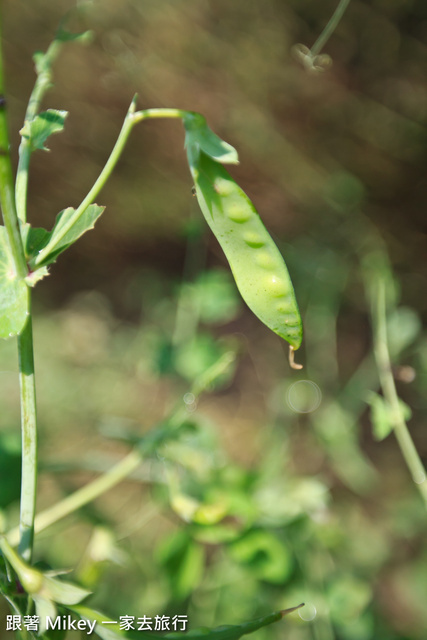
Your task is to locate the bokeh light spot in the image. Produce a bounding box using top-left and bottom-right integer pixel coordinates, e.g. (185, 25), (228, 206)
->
(286, 380), (322, 413)
(298, 602), (317, 622)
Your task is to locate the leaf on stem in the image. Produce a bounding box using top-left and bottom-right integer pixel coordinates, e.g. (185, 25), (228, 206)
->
(28, 204), (105, 268)
(0, 537), (90, 633)
(366, 392), (412, 441)
(21, 223), (50, 259)
(183, 113), (239, 165)
(33, 29), (92, 75)
(55, 27), (93, 45)
(20, 109), (68, 151)
(0, 227), (28, 339)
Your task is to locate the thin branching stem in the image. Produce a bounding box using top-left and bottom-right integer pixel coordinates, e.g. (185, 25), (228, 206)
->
(7, 450), (142, 547)
(15, 41), (62, 223)
(372, 280), (427, 511)
(32, 102), (188, 269)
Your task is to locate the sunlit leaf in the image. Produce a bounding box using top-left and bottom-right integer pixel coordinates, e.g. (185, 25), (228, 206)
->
(20, 109), (68, 151)
(35, 204), (105, 267)
(20, 223), (50, 259)
(183, 113), (239, 165)
(33, 29), (91, 74)
(55, 28), (93, 44)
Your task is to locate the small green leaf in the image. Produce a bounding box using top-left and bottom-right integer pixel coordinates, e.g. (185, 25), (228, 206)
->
(21, 223), (51, 260)
(55, 28), (93, 45)
(33, 30), (91, 75)
(25, 266), (49, 287)
(35, 204), (105, 267)
(386, 307), (421, 357)
(39, 575), (91, 605)
(184, 113), (239, 165)
(0, 227), (28, 339)
(366, 393), (392, 441)
(20, 109), (68, 151)
(366, 392), (412, 441)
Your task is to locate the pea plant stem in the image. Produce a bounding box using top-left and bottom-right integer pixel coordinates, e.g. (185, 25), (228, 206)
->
(0, 11), (27, 279)
(6, 402), (199, 547)
(17, 307), (38, 561)
(32, 101), (187, 269)
(7, 450), (143, 547)
(15, 40), (62, 223)
(6, 91), (188, 558)
(373, 280), (427, 510)
(310, 0), (351, 57)
(0, 10), (38, 562)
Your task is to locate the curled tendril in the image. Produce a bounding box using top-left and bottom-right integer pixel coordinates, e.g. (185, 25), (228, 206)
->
(292, 0), (351, 74)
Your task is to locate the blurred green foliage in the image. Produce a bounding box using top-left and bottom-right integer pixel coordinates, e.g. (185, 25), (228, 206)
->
(1, 0), (427, 638)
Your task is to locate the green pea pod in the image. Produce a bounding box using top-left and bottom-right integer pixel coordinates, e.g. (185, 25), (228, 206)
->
(187, 148), (303, 356)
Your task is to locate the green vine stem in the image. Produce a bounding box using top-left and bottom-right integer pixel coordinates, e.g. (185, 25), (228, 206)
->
(0, 13), (27, 279)
(7, 450), (142, 547)
(15, 39), (62, 223)
(372, 280), (427, 510)
(6, 355), (232, 547)
(0, 10), (38, 562)
(310, 0), (351, 57)
(17, 307), (38, 561)
(10, 89), (190, 559)
(32, 101), (187, 269)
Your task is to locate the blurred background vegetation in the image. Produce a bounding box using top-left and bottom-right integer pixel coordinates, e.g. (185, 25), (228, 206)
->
(1, 0), (427, 638)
